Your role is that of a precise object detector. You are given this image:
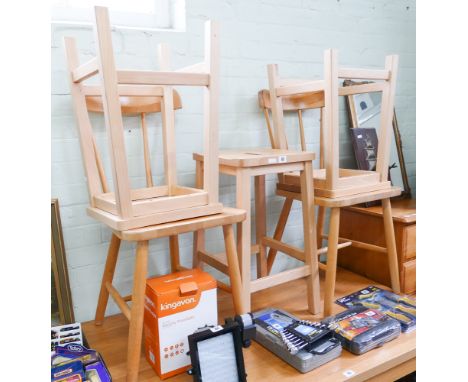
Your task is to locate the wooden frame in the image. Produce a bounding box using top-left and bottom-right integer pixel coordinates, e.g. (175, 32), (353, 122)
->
(51, 199), (75, 324)
(344, 79), (412, 199)
(64, 6), (222, 230)
(266, 49), (399, 198)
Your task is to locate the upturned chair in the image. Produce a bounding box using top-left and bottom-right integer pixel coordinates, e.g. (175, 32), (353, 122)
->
(64, 7), (246, 381)
(263, 49), (401, 315)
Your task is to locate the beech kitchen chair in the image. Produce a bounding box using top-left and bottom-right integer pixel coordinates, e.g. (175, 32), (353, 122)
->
(64, 7), (246, 381)
(264, 49), (402, 315)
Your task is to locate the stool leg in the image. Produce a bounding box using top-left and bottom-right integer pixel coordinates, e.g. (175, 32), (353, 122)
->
(266, 197), (293, 274)
(223, 224), (245, 314)
(316, 206), (326, 250)
(193, 231), (205, 269)
(95, 234), (121, 325)
(236, 170), (251, 312)
(300, 161), (321, 314)
(382, 198), (401, 293)
(169, 235), (180, 272)
(192, 158), (205, 269)
(255, 175), (267, 278)
(324, 207), (340, 316)
(126, 240), (149, 382)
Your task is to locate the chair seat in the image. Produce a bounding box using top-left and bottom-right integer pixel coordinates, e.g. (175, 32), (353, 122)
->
(276, 184), (401, 208)
(113, 207), (246, 241)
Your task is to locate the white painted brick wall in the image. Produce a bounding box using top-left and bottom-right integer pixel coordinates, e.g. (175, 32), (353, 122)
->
(51, 0), (416, 322)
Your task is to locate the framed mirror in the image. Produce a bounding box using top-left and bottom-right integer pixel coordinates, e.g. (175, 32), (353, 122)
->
(52, 198), (75, 325)
(344, 79), (412, 199)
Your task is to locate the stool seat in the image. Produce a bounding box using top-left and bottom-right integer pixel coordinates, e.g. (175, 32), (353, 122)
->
(114, 207), (246, 241)
(276, 184), (401, 207)
(280, 168), (391, 198)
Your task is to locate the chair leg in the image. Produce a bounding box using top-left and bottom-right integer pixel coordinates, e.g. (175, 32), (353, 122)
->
(126, 241), (149, 382)
(95, 234), (121, 325)
(324, 207), (340, 316)
(316, 206), (326, 250)
(382, 198), (401, 293)
(266, 197), (293, 274)
(223, 224), (245, 314)
(169, 235), (180, 272)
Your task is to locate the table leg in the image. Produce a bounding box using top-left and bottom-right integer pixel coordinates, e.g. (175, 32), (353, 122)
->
(236, 169), (251, 312)
(255, 175), (267, 278)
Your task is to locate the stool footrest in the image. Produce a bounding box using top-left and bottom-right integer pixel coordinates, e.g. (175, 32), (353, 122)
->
(317, 241), (352, 255)
(250, 265), (311, 293)
(263, 236), (304, 262)
(106, 282), (131, 321)
(322, 235), (387, 253)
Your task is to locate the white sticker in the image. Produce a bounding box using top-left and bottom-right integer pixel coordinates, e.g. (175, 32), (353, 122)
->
(357, 134), (363, 139)
(210, 325), (224, 332)
(268, 158), (278, 164)
(343, 369), (356, 378)
(278, 155), (287, 163)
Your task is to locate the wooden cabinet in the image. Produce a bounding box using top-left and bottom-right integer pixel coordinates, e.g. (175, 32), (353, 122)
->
(338, 199), (416, 294)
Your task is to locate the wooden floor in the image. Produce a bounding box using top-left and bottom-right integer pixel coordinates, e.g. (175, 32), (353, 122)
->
(83, 267), (416, 382)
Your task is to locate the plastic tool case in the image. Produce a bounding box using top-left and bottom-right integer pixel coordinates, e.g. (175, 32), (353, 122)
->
(252, 308), (341, 373)
(323, 306), (401, 354)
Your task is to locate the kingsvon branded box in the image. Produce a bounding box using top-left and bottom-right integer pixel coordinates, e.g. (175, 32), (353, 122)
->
(143, 269), (217, 379)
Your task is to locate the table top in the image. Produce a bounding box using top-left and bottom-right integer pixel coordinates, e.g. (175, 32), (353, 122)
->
(344, 198), (416, 224)
(193, 148), (315, 168)
(82, 267), (415, 382)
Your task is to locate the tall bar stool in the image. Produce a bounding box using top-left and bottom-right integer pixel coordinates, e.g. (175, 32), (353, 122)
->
(64, 7), (246, 381)
(263, 49), (401, 315)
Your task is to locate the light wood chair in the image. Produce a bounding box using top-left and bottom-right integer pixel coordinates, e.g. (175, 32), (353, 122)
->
(64, 7), (246, 381)
(64, 8), (223, 232)
(263, 49), (402, 315)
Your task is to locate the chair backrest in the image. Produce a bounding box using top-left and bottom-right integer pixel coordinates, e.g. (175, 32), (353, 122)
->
(64, 6), (220, 222)
(258, 89), (325, 167)
(85, 90), (182, 190)
(266, 49), (398, 190)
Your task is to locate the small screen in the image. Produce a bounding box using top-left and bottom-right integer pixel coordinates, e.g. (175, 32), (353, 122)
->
(294, 324), (315, 336)
(197, 332), (239, 382)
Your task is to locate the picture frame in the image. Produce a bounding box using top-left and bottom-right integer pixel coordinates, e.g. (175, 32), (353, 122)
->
(51, 198), (75, 324)
(344, 79), (412, 199)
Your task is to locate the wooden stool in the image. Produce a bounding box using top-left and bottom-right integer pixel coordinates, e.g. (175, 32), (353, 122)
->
(192, 148), (321, 314)
(64, 7), (246, 381)
(263, 49), (401, 315)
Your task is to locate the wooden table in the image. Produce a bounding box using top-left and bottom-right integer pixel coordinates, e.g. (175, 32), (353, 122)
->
(193, 148), (321, 314)
(83, 267), (416, 382)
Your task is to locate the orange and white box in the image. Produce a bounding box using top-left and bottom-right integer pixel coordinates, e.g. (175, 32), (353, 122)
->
(143, 269), (217, 379)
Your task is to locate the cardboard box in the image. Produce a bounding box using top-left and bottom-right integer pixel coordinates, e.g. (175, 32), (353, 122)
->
(144, 269), (217, 379)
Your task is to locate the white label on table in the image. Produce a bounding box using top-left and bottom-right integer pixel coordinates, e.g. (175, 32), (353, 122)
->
(268, 158), (278, 164)
(343, 369), (356, 378)
(278, 155), (287, 163)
